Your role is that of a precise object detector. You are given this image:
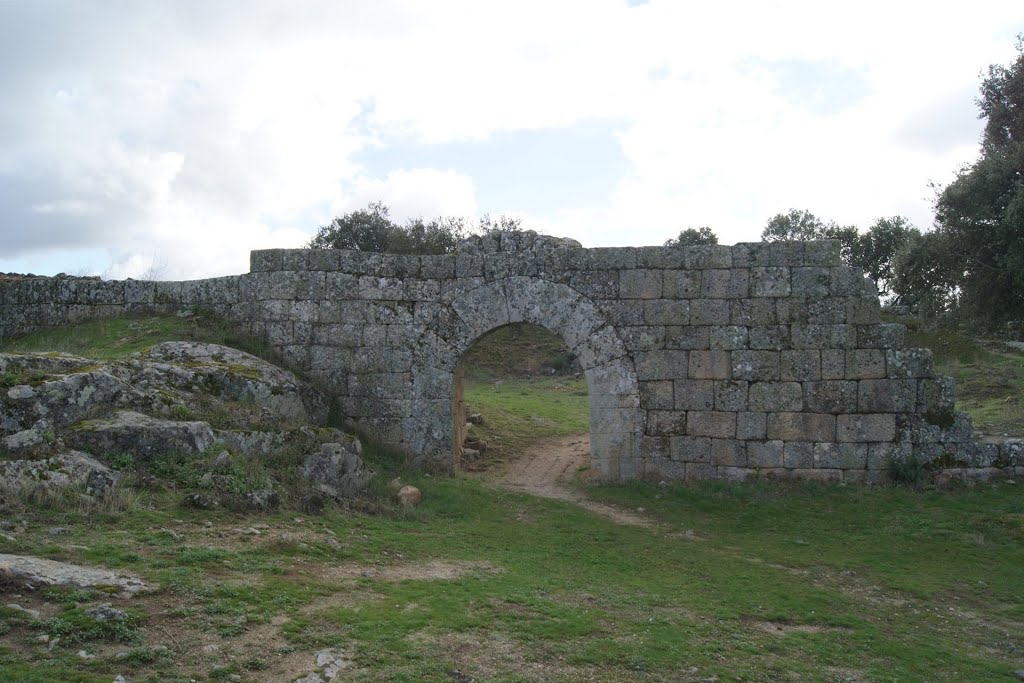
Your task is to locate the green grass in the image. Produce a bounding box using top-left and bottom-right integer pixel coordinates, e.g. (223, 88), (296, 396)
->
(462, 376), (589, 461)
(1, 476), (1022, 681)
(905, 321), (1024, 436)
(3, 310), (1024, 680)
(0, 312), (276, 362)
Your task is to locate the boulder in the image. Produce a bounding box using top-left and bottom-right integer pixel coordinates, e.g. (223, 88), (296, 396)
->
(298, 442), (373, 500)
(0, 554), (152, 595)
(140, 342), (328, 424)
(397, 485), (422, 507)
(65, 411), (215, 463)
(0, 451), (120, 498)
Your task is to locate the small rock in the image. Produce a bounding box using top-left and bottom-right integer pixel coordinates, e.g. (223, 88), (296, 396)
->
(48, 527), (67, 536)
(1014, 670), (1024, 681)
(115, 651), (129, 659)
(78, 650), (95, 660)
(85, 603), (127, 622)
(182, 493), (216, 509)
(35, 634), (49, 643)
(244, 489), (280, 512)
(113, 675), (128, 683)
(86, 468), (118, 497)
(202, 644), (220, 655)
(211, 451), (232, 471)
(48, 637), (60, 651)
(234, 527), (261, 536)
(397, 485), (422, 507)
(5, 603), (40, 619)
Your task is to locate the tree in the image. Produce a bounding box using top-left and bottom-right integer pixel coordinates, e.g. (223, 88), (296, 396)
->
(763, 209), (920, 297)
(761, 209), (859, 263)
(665, 226), (718, 247)
(927, 35), (1024, 326)
(851, 216), (920, 297)
(307, 203), (526, 255)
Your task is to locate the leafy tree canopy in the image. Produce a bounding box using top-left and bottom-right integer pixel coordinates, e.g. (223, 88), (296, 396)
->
(763, 209), (919, 297)
(665, 226), (718, 247)
(914, 34), (1024, 326)
(307, 202), (523, 255)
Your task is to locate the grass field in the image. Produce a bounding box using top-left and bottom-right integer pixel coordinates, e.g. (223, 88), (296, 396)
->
(1, 315), (1023, 681)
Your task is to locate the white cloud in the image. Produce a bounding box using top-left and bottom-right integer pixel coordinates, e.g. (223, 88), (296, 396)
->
(0, 0), (1022, 277)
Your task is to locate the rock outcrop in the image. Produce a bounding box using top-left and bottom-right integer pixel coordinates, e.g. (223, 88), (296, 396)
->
(0, 342), (368, 506)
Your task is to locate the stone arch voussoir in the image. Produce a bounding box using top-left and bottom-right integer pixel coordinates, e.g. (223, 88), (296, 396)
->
(408, 276), (643, 479)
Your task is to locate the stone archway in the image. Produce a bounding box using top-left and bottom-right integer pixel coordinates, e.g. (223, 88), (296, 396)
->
(406, 276), (643, 479)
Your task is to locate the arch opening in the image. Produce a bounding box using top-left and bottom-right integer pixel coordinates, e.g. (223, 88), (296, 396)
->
(452, 322), (588, 473)
(406, 276), (643, 480)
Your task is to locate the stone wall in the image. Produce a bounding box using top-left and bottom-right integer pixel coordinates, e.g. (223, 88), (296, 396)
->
(1, 235), (1020, 482)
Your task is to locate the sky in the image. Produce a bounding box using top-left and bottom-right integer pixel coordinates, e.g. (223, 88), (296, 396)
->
(1, 1), (1022, 281)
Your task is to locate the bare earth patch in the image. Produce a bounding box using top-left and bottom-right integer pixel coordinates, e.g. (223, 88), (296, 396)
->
(322, 559), (501, 582)
(490, 433), (652, 527)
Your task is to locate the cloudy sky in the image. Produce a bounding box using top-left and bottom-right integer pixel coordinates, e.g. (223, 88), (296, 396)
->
(1, 1), (1022, 280)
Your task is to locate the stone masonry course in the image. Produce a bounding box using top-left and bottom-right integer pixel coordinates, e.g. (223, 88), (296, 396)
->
(1, 232), (1019, 483)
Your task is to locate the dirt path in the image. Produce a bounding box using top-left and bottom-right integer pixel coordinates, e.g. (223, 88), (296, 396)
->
(491, 433), (651, 527)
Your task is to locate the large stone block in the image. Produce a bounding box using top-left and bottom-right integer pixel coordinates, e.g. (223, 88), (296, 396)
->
(814, 442), (867, 469)
(689, 299), (731, 325)
(803, 380), (858, 413)
(748, 440), (783, 467)
(783, 441), (814, 468)
(750, 267), (791, 297)
(644, 300), (690, 325)
(710, 325), (749, 350)
(688, 350), (731, 379)
(858, 379), (917, 413)
(748, 382), (802, 411)
(635, 350), (689, 380)
(791, 267), (832, 297)
(731, 350), (780, 381)
(845, 350), (886, 379)
(730, 298), (777, 325)
(684, 244), (733, 269)
(686, 411), (736, 438)
(714, 380), (749, 411)
(670, 435), (711, 462)
(791, 324), (857, 350)
(731, 242), (774, 267)
(640, 380), (674, 409)
(886, 348), (933, 378)
(702, 269), (749, 298)
(748, 325), (789, 350)
(767, 413), (836, 441)
(821, 349), (846, 379)
(857, 323), (906, 349)
(674, 379), (715, 410)
(569, 271), (618, 299)
(646, 410), (686, 436)
(620, 326), (666, 351)
(803, 240), (841, 266)
(837, 414), (896, 442)
(736, 411), (767, 439)
(917, 376), (955, 413)
(619, 269), (663, 299)
(636, 246), (686, 269)
(711, 439), (747, 466)
(663, 270), (702, 298)
(666, 325), (711, 350)
(780, 350), (821, 381)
